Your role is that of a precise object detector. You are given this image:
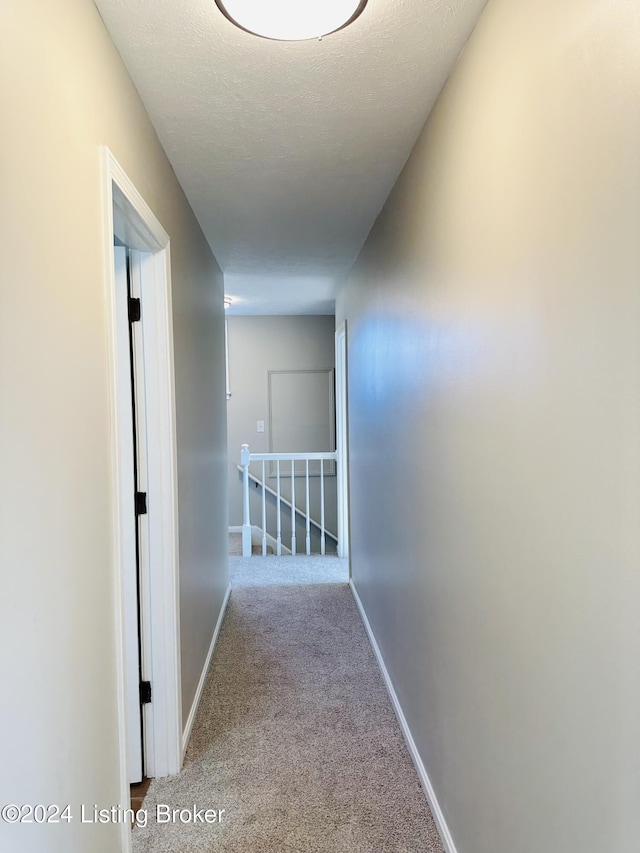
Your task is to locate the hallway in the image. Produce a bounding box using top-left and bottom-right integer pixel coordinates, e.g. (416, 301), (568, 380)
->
(4, 2), (640, 852)
(132, 563), (441, 852)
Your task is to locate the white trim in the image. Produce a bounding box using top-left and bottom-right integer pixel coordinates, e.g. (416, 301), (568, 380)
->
(182, 585), (232, 758)
(225, 317), (232, 400)
(349, 580), (458, 853)
(228, 526), (243, 534)
(101, 147), (181, 853)
(137, 246), (182, 779)
(335, 323), (349, 560)
(244, 451), (337, 462)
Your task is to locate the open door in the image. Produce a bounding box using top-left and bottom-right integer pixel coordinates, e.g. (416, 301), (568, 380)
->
(114, 245), (148, 785)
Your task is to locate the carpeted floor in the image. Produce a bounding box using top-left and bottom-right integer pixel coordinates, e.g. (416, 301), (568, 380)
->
(228, 532), (244, 556)
(230, 554), (349, 586)
(132, 584), (444, 852)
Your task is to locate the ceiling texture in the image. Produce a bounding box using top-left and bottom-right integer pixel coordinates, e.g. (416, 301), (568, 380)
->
(94, 0), (487, 314)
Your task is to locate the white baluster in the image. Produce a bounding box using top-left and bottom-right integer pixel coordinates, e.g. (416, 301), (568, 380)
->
(276, 460), (282, 556)
(261, 460), (267, 556)
(241, 443), (252, 557)
(320, 458), (326, 556)
(305, 459), (311, 556)
(291, 460), (296, 556)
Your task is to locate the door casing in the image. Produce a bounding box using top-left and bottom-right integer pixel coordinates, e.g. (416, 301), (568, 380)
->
(102, 148), (182, 853)
(335, 321), (350, 564)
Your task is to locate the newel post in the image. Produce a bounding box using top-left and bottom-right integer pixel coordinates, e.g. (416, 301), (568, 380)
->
(241, 443), (252, 557)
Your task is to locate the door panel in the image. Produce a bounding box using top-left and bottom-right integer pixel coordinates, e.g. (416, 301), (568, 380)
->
(114, 245), (144, 785)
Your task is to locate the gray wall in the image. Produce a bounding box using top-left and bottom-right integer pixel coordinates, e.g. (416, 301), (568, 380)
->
(227, 315), (337, 545)
(337, 1), (640, 851)
(175, 260), (229, 727)
(0, 1), (228, 850)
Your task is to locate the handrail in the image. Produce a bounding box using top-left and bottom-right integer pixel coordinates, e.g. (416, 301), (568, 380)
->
(242, 451), (337, 462)
(240, 443), (337, 557)
(236, 465), (339, 543)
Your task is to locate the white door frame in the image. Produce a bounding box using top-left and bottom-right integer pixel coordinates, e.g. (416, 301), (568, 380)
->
(101, 148), (182, 852)
(335, 322), (350, 562)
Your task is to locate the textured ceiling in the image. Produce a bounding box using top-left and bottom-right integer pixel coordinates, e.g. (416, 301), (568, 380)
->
(94, 0), (487, 313)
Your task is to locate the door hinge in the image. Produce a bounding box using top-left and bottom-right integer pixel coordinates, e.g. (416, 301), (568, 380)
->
(140, 681), (152, 705)
(135, 491), (147, 516)
(128, 297), (141, 323)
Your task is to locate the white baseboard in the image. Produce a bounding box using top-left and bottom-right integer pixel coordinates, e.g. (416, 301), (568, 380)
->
(349, 580), (458, 853)
(228, 526), (243, 534)
(181, 584), (231, 758)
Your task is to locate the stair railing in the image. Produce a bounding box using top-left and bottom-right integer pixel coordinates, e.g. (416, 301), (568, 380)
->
(240, 443), (338, 557)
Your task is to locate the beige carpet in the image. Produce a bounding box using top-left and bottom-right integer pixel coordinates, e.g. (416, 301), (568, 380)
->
(230, 554), (349, 586)
(228, 531), (243, 556)
(132, 584), (444, 852)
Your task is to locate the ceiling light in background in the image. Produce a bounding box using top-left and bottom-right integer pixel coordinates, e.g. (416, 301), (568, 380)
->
(224, 296), (232, 310)
(215, 0), (367, 41)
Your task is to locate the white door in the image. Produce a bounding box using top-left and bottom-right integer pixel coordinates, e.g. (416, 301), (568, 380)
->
(114, 245), (147, 784)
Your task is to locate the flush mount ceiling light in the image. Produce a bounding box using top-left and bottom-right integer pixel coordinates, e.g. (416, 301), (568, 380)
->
(215, 0), (368, 41)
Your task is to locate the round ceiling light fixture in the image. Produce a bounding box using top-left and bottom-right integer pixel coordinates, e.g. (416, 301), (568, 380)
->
(215, 0), (368, 41)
